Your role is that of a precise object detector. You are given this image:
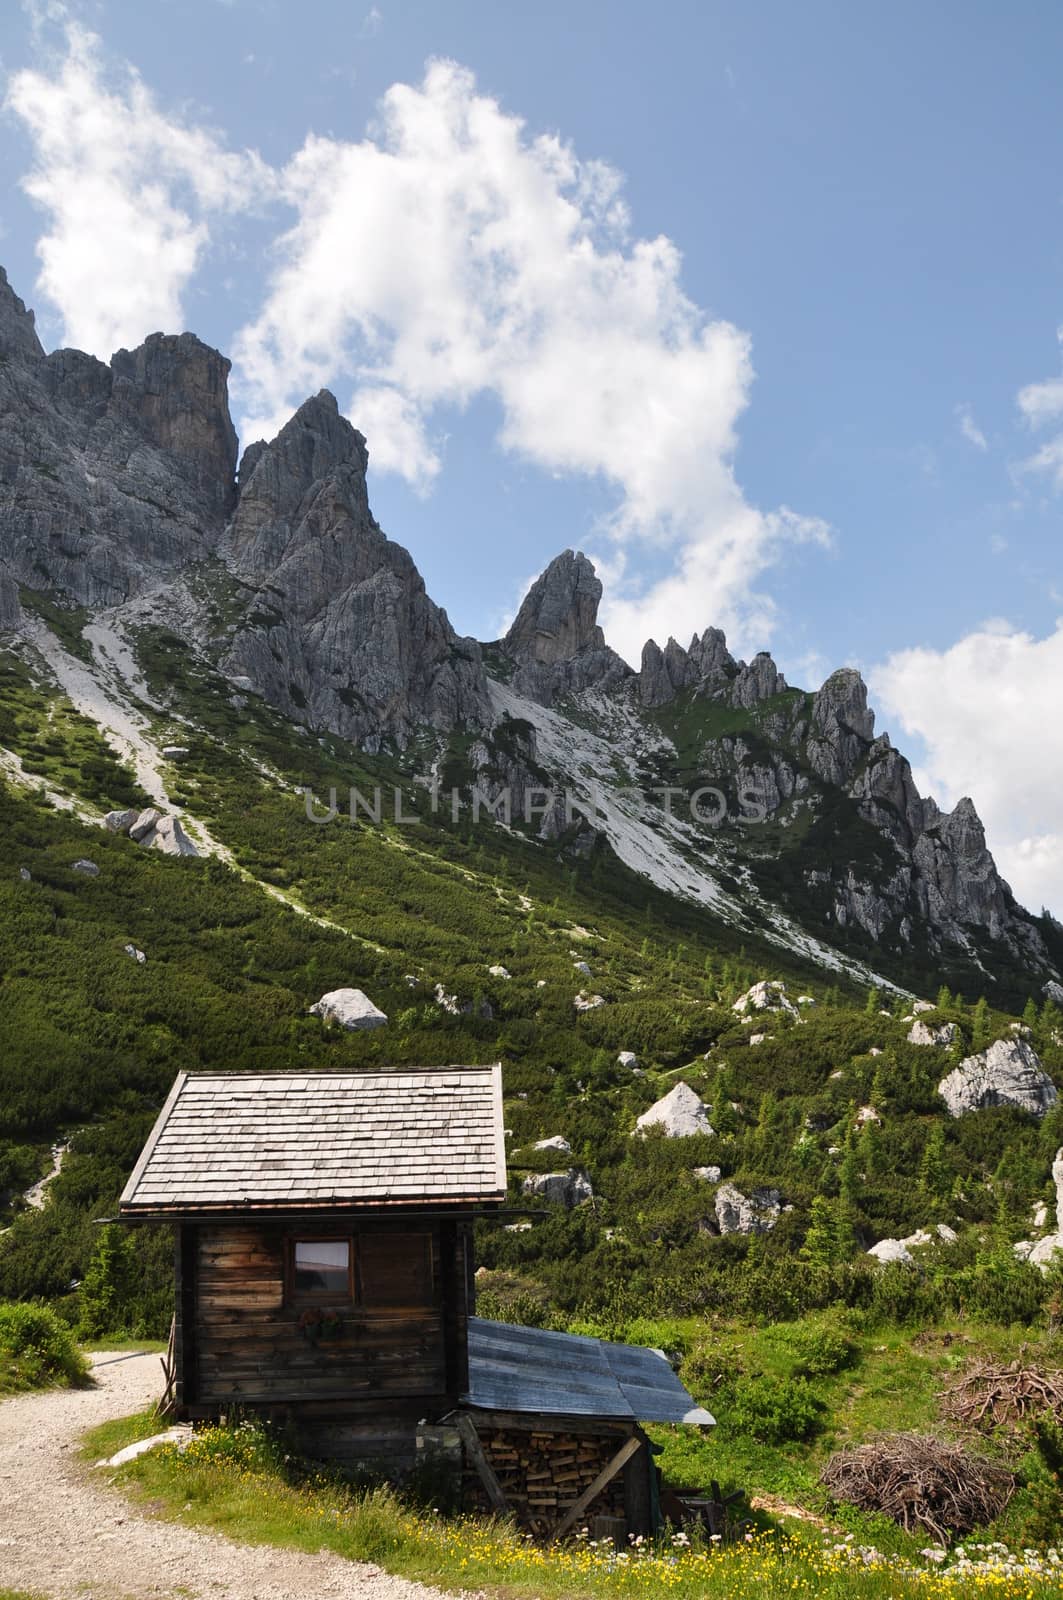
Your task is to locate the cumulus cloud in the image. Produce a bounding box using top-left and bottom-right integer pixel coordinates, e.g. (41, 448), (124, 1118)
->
(871, 620), (1063, 915)
(233, 59), (828, 660)
(6, 23), (271, 358)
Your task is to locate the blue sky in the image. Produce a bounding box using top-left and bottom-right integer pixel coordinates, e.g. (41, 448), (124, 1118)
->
(2, 0), (1062, 912)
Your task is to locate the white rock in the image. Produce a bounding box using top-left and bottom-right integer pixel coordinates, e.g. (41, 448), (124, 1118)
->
(617, 1050), (639, 1069)
(749, 1032), (766, 1046)
(574, 991), (605, 1011)
(732, 980), (798, 1017)
(403, 974), (419, 987)
(715, 1183), (781, 1235)
(1014, 1239), (1036, 1261)
(124, 944), (146, 964)
(868, 1047), (883, 1056)
(908, 1020), (960, 1048)
(18, 867), (31, 882)
(1033, 1202), (1049, 1230)
(533, 1135), (572, 1155)
(161, 745), (190, 761)
(488, 965), (511, 980)
(1030, 1234), (1063, 1270)
(1044, 980), (1063, 1007)
(797, 995), (816, 1006)
(104, 808), (138, 833)
(72, 859), (99, 875)
(150, 816), (199, 857)
(829, 1069), (844, 1079)
(94, 1426), (192, 1468)
(573, 960), (592, 976)
(309, 988), (387, 1030)
(434, 983), (460, 1014)
(635, 1082), (714, 1138)
(535, 979), (547, 988)
(693, 1165), (722, 1183)
(939, 1038), (1057, 1119)
(868, 1238), (913, 1265)
(913, 999), (935, 1013)
(856, 1105), (881, 1125)
(129, 807), (163, 843)
(504, 1221), (532, 1232)
(521, 1169), (593, 1207)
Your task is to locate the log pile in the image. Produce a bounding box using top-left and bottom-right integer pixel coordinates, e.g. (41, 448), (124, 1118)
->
(820, 1434), (1015, 1542)
(463, 1425), (629, 1534)
(940, 1359), (1063, 1431)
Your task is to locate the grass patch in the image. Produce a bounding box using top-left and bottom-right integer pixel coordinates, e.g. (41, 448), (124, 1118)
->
(98, 1419), (1063, 1597)
(80, 1405), (165, 1463)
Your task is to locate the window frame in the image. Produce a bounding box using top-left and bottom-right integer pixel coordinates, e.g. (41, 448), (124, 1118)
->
(286, 1236), (356, 1304)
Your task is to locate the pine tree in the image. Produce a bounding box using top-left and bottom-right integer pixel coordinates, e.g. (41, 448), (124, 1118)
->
(800, 1196), (837, 1268)
(865, 986), (880, 1016)
(972, 995), (990, 1051)
(918, 1125), (949, 1202)
(78, 1224), (137, 1339)
(936, 984), (952, 1011)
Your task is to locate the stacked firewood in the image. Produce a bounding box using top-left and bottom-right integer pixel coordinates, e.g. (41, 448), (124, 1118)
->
(463, 1427), (628, 1529)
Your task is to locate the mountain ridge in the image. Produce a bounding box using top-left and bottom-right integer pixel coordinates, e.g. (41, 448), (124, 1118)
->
(0, 263), (1056, 999)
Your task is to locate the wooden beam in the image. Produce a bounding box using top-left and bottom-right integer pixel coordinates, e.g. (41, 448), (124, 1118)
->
(553, 1434), (642, 1541)
(455, 1413), (510, 1516)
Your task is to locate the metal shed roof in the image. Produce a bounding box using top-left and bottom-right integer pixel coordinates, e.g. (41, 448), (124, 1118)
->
(464, 1316), (715, 1426)
(119, 1066), (507, 1215)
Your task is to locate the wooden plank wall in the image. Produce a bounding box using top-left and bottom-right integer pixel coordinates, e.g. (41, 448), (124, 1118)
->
(191, 1223), (467, 1413)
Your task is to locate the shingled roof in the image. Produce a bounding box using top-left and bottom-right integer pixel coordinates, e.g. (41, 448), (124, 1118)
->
(119, 1066), (506, 1216)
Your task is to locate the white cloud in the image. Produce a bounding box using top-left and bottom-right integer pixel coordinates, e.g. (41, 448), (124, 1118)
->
(233, 59), (828, 662)
(1017, 327), (1063, 489)
(6, 23), (272, 358)
(956, 403), (987, 451)
(871, 620), (1063, 915)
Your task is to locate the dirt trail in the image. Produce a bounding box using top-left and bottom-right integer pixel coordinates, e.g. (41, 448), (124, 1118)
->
(0, 1352), (463, 1600)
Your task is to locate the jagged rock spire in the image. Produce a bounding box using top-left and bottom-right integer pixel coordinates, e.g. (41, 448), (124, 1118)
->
(0, 267), (44, 366)
(502, 550), (630, 706)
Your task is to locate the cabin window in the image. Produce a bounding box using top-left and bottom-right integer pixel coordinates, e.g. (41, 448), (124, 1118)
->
(358, 1232), (434, 1308)
(290, 1238), (353, 1299)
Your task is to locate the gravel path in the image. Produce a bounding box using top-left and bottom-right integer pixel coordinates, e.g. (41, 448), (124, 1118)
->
(0, 1352), (464, 1600)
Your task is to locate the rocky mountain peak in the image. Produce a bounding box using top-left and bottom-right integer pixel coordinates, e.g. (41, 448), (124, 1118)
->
(0, 267), (44, 365)
(504, 550), (605, 666)
(637, 623), (785, 711)
(501, 550), (630, 706)
(108, 332), (238, 519)
(808, 667), (876, 784)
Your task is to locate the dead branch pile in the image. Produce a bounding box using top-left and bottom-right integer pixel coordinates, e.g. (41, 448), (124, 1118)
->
(819, 1434), (1015, 1543)
(940, 1359), (1063, 1431)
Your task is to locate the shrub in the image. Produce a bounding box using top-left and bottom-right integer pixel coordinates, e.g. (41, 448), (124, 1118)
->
(776, 1313), (859, 1377)
(0, 1300), (89, 1390)
(726, 1373), (823, 1443)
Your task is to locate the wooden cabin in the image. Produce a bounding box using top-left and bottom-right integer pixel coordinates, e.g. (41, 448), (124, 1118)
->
(120, 1065), (713, 1539)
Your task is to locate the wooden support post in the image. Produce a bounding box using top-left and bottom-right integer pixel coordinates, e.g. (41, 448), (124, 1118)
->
(456, 1413), (511, 1516)
(553, 1434), (642, 1541)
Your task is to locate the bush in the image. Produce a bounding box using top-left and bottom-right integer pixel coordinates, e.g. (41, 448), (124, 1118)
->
(0, 1300), (89, 1390)
(726, 1374), (823, 1443)
(776, 1314), (859, 1377)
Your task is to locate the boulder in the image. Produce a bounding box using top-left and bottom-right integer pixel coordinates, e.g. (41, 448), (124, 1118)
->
(693, 1165), (722, 1184)
(938, 1038), (1058, 1119)
(129, 807), (163, 843)
(18, 867), (30, 882)
(1044, 980), (1063, 1007)
(732, 980), (797, 1017)
(487, 965), (511, 979)
(867, 1238), (913, 1265)
(635, 1082), (714, 1138)
(309, 988), (387, 1030)
(617, 1051), (639, 1069)
(104, 808), (139, 833)
(912, 999), (935, 1013)
(533, 1135), (572, 1156)
(162, 745), (190, 761)
(521, 1169), (594, 1207)
(573, 960), (592, 976)
(124, 944), (147, 964)
(714, 1183), (781, 1235)
(574, 991), (605, 1011)
(908, 1019), (960, 1047)
(72, 859), (99, 876)
(150, 816), (199, 857)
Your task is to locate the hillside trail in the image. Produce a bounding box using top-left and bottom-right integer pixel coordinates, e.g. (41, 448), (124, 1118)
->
(0, 1351), (467, 1600)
